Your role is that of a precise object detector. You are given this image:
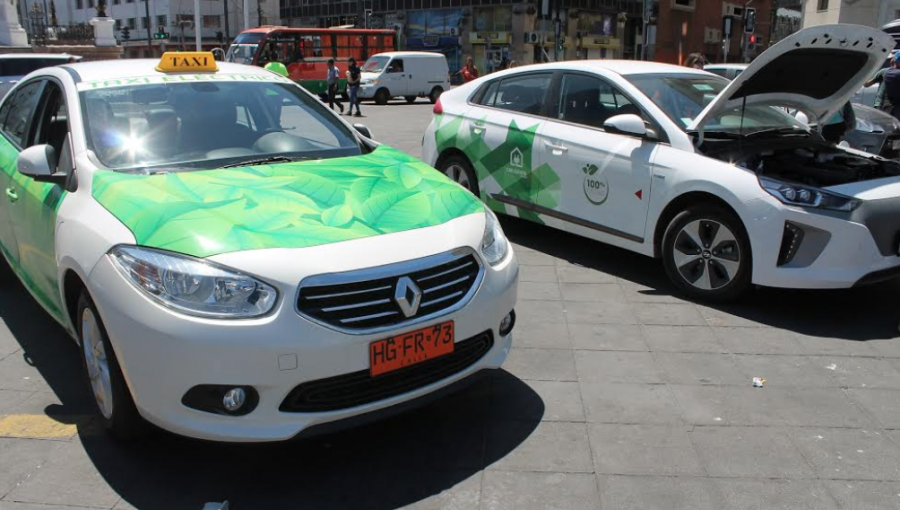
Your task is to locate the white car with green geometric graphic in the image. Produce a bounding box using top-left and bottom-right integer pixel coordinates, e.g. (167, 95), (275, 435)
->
(0, 52), (517, 442)
(425, 24), (900, 302)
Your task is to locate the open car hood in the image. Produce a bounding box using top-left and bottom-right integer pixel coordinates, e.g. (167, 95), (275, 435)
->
(688, 24), (894, 133)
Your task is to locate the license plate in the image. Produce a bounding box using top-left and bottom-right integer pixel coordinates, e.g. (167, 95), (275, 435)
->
(369, 321), (454, 377)
(893, 139), (900, 150)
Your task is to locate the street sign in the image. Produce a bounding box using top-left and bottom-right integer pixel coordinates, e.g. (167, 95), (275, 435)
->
(723, 15), (734, 39)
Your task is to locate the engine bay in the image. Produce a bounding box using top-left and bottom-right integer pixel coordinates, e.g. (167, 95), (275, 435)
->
(700, 138), (900, 187)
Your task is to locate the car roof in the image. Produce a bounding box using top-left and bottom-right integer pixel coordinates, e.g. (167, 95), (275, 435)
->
(368, 51), (445, 58)
(704, 64), (748, 70)
(64, 58), (274, 83)
(490, 60), (712, 77)
(0, 53), (80, 60)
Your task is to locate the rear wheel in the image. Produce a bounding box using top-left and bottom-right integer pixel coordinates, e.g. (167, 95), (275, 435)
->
(404, 96), (416, 103)
(78, 292), (149, 441)
(662, 206), (751, 302)
(438, 154), (479, 196)
(429, 87), (443, 104)
(374, 88), (390, 105)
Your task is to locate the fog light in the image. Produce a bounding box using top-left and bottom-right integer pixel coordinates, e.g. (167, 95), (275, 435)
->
(223, 388), (246, 412)
(499, 310), (516, 336)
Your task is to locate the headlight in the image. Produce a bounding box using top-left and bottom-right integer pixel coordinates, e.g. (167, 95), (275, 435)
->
(759, 176), (860, 212)
(481, 207), (510, 266)
(109, 246), (278, 319)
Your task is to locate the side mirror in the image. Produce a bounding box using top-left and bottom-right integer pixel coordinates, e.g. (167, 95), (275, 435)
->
(353, 123), (373, 139)
(603, 114), (648, 138)
(18, 145), (56, 179)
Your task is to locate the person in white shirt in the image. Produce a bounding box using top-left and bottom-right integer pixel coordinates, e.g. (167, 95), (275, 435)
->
(326, 59), (344, 114)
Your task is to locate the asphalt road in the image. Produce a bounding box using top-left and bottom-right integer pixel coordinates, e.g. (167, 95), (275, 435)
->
(1, 97), (900, 510)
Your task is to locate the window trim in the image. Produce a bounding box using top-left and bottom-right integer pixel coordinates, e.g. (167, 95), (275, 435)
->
(550, 71), (669, 144)
(467, 70), (558, 121)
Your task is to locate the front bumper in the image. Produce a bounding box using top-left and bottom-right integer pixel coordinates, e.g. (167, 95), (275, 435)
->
(357, 84), (378, 99)
(87, 220), (518, 442)
(743, 197), (900, 289)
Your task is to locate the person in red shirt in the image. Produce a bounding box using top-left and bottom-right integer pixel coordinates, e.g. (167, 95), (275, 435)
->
(461, 57), (479, 83)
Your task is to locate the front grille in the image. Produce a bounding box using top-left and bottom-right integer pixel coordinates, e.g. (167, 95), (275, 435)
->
(297, 250), (483, 332)
(280, 331), (494, 413)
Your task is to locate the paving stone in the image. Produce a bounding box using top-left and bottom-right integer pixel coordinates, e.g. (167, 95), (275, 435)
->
(518, 282), (562, 301)
(868, 338), (900, 358)
(503, 348), (576, 382)
(0, 390), (32, 414)
(396, 471), (483, 510)
(823, 480), (900, 510)
(713, 326), (804, 355)
(633, 303), (707, 326)
(557, 266), (617, 284)
(792, 334), (879, 357)
(516, 251), (557, 266)
(486, 421), (594, 473)
(518, 265), (559, 283)
(567, 323), (648, 351)
(0, 438), (63, 499)
(653, 352), (745, 385)
(490, 379), (584, 422)
(588, 424), (705, 476)
(690, 426), (816, 479)
(0, 503), (93, 510)
(597, 475), (722, 510)
(847, 388), (900, 428)
(788, 428), (900, 481)
(580, 382), (681, 424)
(731, 355), (837, 388)
(712, 479), (840, 510)
(481, 471), (600, 510)
(0, 357), (51, 392)
(515, 300), (566, 325)
(574, 351), (662, 384)
(697, 306), (768, 328)
(559, 283), (625, 302)
(512, 320), (570, 349)
(813, 356), (900, 389)
(620, 282), (686, 304)
(643, 325), (725, 353)
(563, 300), (637, 325)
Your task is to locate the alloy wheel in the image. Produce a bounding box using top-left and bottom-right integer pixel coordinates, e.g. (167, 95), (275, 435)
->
(444, 163), (473, 192)
(82, 308), (114, 419)
(672, 219), (741, 291)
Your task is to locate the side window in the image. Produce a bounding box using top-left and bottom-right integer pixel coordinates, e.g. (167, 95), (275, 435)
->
(477, 81), (500, 106)
(388, 59), (404, 73)
(558, 74), (644, 130)
(706, 68), (728, 78)
(1, 81), (44, 147)
(492, 74), (552, 115)
(33, 83), (70, 161)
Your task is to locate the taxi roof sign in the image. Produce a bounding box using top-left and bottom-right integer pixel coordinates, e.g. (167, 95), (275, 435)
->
(156, 52), (218, 73)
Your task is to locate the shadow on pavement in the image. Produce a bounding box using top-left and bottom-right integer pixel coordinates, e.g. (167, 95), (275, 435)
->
(0, 262), (542, 510)
(501, 215), (900, 341)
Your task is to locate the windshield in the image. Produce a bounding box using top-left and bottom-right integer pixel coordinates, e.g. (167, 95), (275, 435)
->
(225, 32), (265, 64)
(81, 78), (360, 171)
(362, 56), (390, 73)
(627, 74), (807, 135)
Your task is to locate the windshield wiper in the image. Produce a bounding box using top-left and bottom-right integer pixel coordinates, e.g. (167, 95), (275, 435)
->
(220, 156), (301, 169)
(686, 130), (741, 140)
(744, 127), (809, 138)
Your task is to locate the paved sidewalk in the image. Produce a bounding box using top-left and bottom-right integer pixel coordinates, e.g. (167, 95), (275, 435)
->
(0, 100), (899, 510)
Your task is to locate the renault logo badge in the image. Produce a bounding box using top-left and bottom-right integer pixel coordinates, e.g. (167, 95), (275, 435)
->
(394, 276), (422, 318)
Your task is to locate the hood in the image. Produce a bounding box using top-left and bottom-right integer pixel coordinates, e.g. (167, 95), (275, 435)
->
(92, 146), (483, 258)
(689, 24), (894, 133)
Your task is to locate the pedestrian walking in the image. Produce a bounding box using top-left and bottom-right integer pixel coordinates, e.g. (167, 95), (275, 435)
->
(684, 53), (707, 69)
(346, 57), (363, 117)
(460, 57), (479, 83)
(882, 52), (900, 120)
(326, 59), (344, 114)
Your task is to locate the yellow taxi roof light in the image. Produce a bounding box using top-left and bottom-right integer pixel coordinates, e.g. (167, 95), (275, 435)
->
(156, 52), (218, 73)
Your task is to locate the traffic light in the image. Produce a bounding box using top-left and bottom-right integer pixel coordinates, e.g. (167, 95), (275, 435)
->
(152, 25), (169, 40)
(120, 26), (131, 41)
(748, 34), (757, 44)
(744, 8), (756, 34)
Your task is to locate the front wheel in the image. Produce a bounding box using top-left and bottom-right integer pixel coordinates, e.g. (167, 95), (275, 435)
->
(661, 206), (751, 302)
(374, 88), (390, 105)
(429, 87), (443, 104)
(438, 154), (479, 196)
(404, 96), (416, 103)
(78, 292), (149, 441)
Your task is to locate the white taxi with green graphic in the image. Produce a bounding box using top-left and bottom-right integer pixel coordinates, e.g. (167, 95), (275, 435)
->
(0, 52), (517, 442)
(425, 24), (900, 301)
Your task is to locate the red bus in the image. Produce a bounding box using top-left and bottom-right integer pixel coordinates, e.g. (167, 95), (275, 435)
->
(225, 27), (397, 96)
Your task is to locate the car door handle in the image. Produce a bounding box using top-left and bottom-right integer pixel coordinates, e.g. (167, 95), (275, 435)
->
(544, 141), (568, 153)
(471, 123), (487, 134)
(5, 188), (18, 203)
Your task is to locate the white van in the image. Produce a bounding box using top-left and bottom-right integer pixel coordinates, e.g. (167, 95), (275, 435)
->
(358, 52), (450, 105)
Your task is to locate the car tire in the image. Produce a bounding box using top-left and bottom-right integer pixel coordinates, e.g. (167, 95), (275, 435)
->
(662, 205), (752, 302)
(404, 96), (416, 103)
(78, 291), (149, 441)
(429, 87), (443, 104)
(438, 154), (479, 197)
(374, 88), (390, 105)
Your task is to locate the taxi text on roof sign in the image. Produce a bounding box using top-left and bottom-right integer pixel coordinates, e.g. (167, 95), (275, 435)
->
(156, 51), (218, 73)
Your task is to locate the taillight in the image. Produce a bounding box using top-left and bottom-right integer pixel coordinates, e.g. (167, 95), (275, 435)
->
(433, 98), (443, 115)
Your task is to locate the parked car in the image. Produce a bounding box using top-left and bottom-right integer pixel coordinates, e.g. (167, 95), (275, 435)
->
(425, 24), (900, 302)
(0, 53), (82, 98)
(358, 51), (450, 105)
(706, 62), (900, 160)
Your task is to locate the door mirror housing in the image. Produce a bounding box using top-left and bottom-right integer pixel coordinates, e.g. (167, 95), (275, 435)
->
(603, 114), (648, 138)
(17, 144), (66, 185)
(353, 123), (373, 139)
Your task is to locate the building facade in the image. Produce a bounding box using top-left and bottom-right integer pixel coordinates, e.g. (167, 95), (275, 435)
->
(53, 0), (280, 57)
(802, 0), (900, 30)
